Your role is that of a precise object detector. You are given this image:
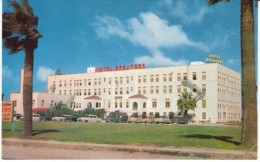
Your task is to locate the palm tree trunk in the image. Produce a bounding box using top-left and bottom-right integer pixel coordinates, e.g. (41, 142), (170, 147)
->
(23, 47), (34, 136)
(240, 0), (257, 147)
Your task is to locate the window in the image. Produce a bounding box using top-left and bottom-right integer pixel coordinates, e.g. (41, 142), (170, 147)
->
(115, 77), (118, 84)
(156, 86), (159, 94)
(64, 80), (67, 87)
(202, 100), (206, 108)
(192, 72), (197, 80)
(202, 72), (206, 80)
(115, 88), (118, 95)
(150, 86), (154, 94)
(165, 98), (170, 108)
(98, 78), (101, 85)
(120, 99), (122, 108)
(143, 86), (146, 94)
(84, 89), (87, 96)
(64, 90), (66, 95)
(169, 85), (173, 93)
(143, 102), (146, 108)
(109, 78), (112, 84)
(59, 81), (62, 87)
(120, 77), (123, 84)
(84, 79), (87, 86)
(126, 87), (129, 94)
(126, 100), (129, 108)
(156, 74), (159, 82)
(133, 102), (138, 110)
(177, 73), (181, 81)
(126, 76), (129, 83)
(150, 75), (154, 82)
(88, 89), (91, 95)
(169, 73), (173, 81)
(202, 84), (206, 93)
(115, 100), (118, 108)
(183, 85), (187, 92)
(163, 74), (167, 82)
(183, 73), (187, 80)
(138, 87), (141, 94)
(202, 112), (206, 119)
(120, 87), (123, 95)
(177, 85), (181, 93)
(143, 75), (146, 83)
(152, 99), (157, 108)
(138, 76), (141, 83)
(88, 79), (91, 85)
(41, 100), (45, 107)
(163, 86), (167, 93)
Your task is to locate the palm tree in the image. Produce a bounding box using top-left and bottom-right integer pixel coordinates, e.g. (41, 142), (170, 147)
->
(206, 0), (257, 147)
(177, 92), (197, 118)
(3, 0), (41, 136)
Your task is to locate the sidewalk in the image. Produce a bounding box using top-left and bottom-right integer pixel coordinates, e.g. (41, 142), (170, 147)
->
(2, 138), (257, 160)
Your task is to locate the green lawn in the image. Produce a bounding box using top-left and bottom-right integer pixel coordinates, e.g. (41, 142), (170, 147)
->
(2, 121), (243, 150)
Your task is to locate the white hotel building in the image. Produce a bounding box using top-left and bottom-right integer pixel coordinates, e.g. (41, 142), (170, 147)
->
(10, 61), (241, 123)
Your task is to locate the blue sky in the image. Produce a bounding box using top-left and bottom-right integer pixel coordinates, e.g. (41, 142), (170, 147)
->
(1, 0), (258, 100)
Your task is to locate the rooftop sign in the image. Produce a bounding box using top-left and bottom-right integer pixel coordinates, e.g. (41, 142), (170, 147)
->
(205, 54), (223, 64)
(95, 64), (145, 72)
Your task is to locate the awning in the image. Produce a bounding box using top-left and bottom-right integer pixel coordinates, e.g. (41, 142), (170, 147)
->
(84, 95), (102, 100)
(129, 94), (148, 99)
(32, 108), (49, 112)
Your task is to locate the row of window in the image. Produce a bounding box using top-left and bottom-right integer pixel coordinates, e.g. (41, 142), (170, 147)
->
(54, 71), (208, 88)
(217, 71), (240, 86)
(218, 84), (240, 96)
(217, 100), (241, 110)
(217, 112), (240, 120)
(57, 84), (208, 96)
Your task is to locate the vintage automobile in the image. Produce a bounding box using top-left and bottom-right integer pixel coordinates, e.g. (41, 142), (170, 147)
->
(105, 115), (128, 123)
(77, 114), (102, 123)
(127, 117), (142, 123)
(20, 114), (41, 121)
(154, 116), (171, 124)
(52, 116), (65, 122)
(171, 117), (188, 124)
(142, 116), (156, 124)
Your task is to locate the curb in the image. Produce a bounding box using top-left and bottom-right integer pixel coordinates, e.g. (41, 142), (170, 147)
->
(2, 138), (257, 160)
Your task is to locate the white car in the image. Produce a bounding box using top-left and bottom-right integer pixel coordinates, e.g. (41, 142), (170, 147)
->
(77, 114), (102, 123)
(20, 114), (41, 121)
(52, 116), (65, 122)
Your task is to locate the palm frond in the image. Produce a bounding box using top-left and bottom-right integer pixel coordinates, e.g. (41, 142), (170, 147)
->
(206, 0), (231, 6)
(8, 0), (22, 13)
(21, 0), (34, 16)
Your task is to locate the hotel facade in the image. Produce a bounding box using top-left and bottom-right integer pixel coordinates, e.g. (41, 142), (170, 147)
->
(10, 61), (241, 123)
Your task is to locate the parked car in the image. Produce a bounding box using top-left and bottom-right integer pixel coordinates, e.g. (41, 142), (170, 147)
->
(39, 115), (52, 121)
(77, 114), (102, 123)
(142, 117), (156, 124)
(106, 115), (128, 123)
(155, 116), (171, 124)
(13, 113), (23, 120)
(52, 116), (65, 122)
(127, 117), (142, 123)
(21, 114), (41, 121)
(171, 117), (188, 124)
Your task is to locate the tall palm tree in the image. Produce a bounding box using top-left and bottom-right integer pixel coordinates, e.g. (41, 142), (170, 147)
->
(206, 0), (257, 147)
(3, 0), (41, 136)
(177, 92), (197, 118)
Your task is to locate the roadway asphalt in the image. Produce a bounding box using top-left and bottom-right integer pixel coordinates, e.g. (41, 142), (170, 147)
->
(2, 138), (257, 160)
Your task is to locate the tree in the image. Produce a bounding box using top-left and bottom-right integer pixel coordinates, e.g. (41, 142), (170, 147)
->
(141, 112), (147, 119)
(55, 69), (62, 75)
(206, 0), (257, 148)
(177, 92), (197, 118)
(46, 102), (73, 117)
(3, 0), (41, 136)
(168, 112), (175, 119)
(155, 112), (160, 118)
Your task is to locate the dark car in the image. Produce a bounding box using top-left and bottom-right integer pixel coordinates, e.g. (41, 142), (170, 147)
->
(64, 115), (81, 122)
(171, 117), (188, 124)
(106, 115), (128, 123)
(14, 113), (23, 120)
(39, 115), (52, 121)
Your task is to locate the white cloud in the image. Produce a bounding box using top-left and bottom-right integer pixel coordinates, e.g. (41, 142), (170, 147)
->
(134, 50), (189, 67)
(2, 65), (13, 79)
(36, 66), (55, 82)
(160, 0), (211, 24)
(94, 12), (209, 52)
(227, 58), (239, 65)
